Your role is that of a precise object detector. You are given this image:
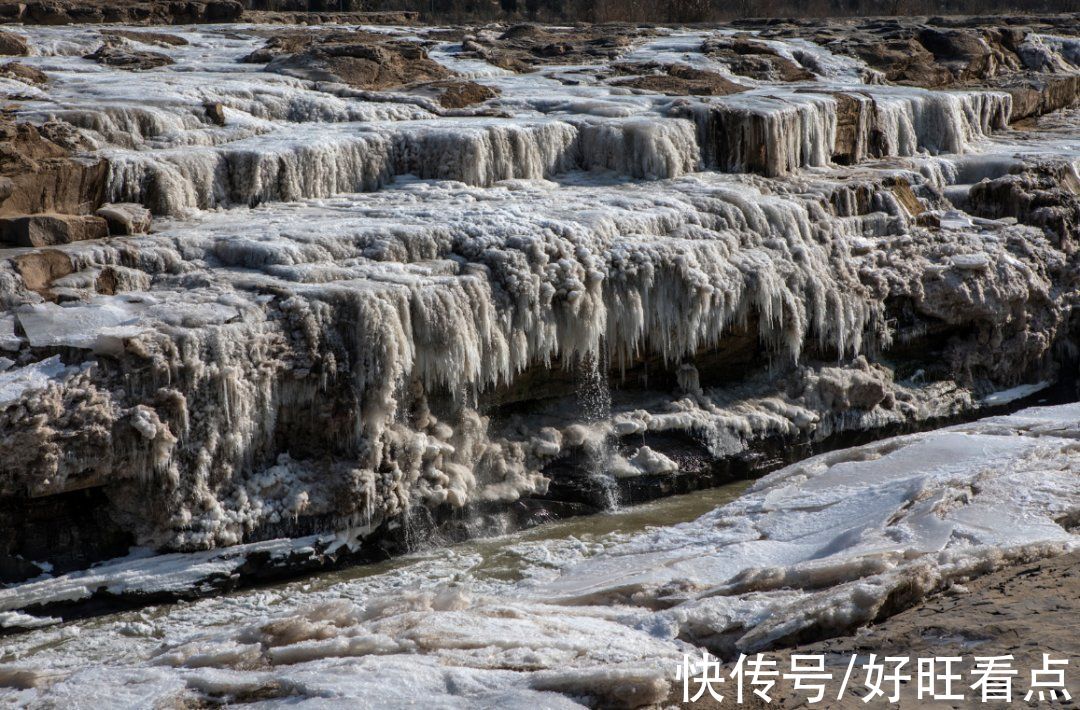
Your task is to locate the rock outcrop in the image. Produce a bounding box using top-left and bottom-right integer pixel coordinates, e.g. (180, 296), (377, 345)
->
(258, 32), (450, 89)
(0, 62), (48, 87)
(95, 203), (152, 236)
(84, 37), (174, 70)
(0, 29), (27, 55)
(611, 63), (747, 96)
(3, 0), (243, 25)
(0, 214), (108, 246)
(458, 23), (649, 72)
(701, 35), (816, 82)
(0, 117), (106, 217)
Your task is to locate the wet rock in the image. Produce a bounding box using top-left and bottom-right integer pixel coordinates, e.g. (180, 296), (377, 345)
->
(750, 16), (1079, 94)
(885, 177), (926, 217)
(101, 30), (189, 47)
(915, 27), (1021, 81)
(611, 63), (747, 96)
(416, 80), (499, 109)
(266, 40), (450, 90)
(968, 165), (1080, 248)
(0, 4), (26, 22)
(0, 61), (47, 86)
(702, 36), (816, 82)
(459, 24), (649, 72)
(238, 27), (388, 64)
(832, 93), (866, 164)
(1005, 74), (1080, 121)
(846, 37), (954, 86)
(0, 30), (28, 56)
(0, 213), (108, 247)
(84, 38), (174, 71)
(95, 203), (151, 236)
(204, 101), (226, 126)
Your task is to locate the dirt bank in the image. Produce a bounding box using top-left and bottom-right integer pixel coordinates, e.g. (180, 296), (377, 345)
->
(668, 549), (1080, 708)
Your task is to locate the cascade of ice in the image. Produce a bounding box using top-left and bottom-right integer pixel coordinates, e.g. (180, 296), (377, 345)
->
(105, 118), (702, 215)
(1, 22), (1073, 569)
(678, 88), (1012, 176)
(676, 94), (838, 176)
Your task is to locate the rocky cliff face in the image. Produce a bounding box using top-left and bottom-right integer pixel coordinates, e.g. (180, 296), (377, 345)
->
(2, 0), (1080, 25)
(0, 18), (1078, 601)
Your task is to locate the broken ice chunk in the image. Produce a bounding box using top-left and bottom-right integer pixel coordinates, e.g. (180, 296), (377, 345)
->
(939, 210), (976, 230)
(0, 314), (22, 351)
(981, 381), (1050, 407)
(16, 300), (145, 349)
(0, 355), (66, 407)
(950, 253), (990, 271)
(628, 446), (678, 475)
(92, 325), (147, 357)
(147, 301), (239, 327)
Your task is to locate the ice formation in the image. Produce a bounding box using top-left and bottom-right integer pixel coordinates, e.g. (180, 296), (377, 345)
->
(2, 404), (1076, 707)
(0, 20), (1078, 620)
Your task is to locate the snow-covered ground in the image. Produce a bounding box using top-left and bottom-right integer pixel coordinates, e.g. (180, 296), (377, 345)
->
(2, 403), (1077, 707)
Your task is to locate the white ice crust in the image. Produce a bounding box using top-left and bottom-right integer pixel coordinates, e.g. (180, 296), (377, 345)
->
(2, 404), (1076, 707)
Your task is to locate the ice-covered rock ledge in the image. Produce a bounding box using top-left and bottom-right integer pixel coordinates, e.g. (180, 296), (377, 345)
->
(0, 166), (1073, 579)
(1, 403), (1076, 708)
(1, 19), (1079, 604)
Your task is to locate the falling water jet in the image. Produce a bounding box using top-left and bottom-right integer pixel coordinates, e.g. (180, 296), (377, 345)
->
(575, 348), (619, 510)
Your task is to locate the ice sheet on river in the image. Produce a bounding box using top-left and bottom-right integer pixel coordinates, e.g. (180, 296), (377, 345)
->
(2, 404), (1076, 707)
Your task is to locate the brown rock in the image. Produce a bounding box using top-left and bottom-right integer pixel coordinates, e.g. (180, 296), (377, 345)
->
(0, 4), (26, 21)
(101, 30), (189, 47)
(0, 30), (29, 57)
(84, 38), (174, 71)
(266, 40), (450, 91)
(916, 212), (942, 229)
(0, 214), (109, 247)
(204, 101), (226, 126)
(95, 203), (151, 235)
(1006, 75), (1080, 122)
(968, 166), (1080, 247)
(848, 37), (954, 86)
(612, 63), (747, 96)
(0, 61), (48, 87)
(831, 92), (863, 164)
(12, 249), (73, 295)
(885, 176), (926, 217)
(0, 117), (107, 217)
(702, 36), (815, 82)
(458, 24), (652, 72)
(94, 265), (118, 295)
(241, 28), (406, 64)
(431, 80), (499, 109)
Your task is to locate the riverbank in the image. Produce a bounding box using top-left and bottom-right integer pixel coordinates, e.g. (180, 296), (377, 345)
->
(665, 549), (1080, 708)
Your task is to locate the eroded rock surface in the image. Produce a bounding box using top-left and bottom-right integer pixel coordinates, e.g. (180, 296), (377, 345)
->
(84, 37), (175, 70)
(258, 32), (450, 89)
(0, 29), (28, 55)
(0, 115), (105, 217)
(458, 23), (651, 72)
(1, 0), (243, 25)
